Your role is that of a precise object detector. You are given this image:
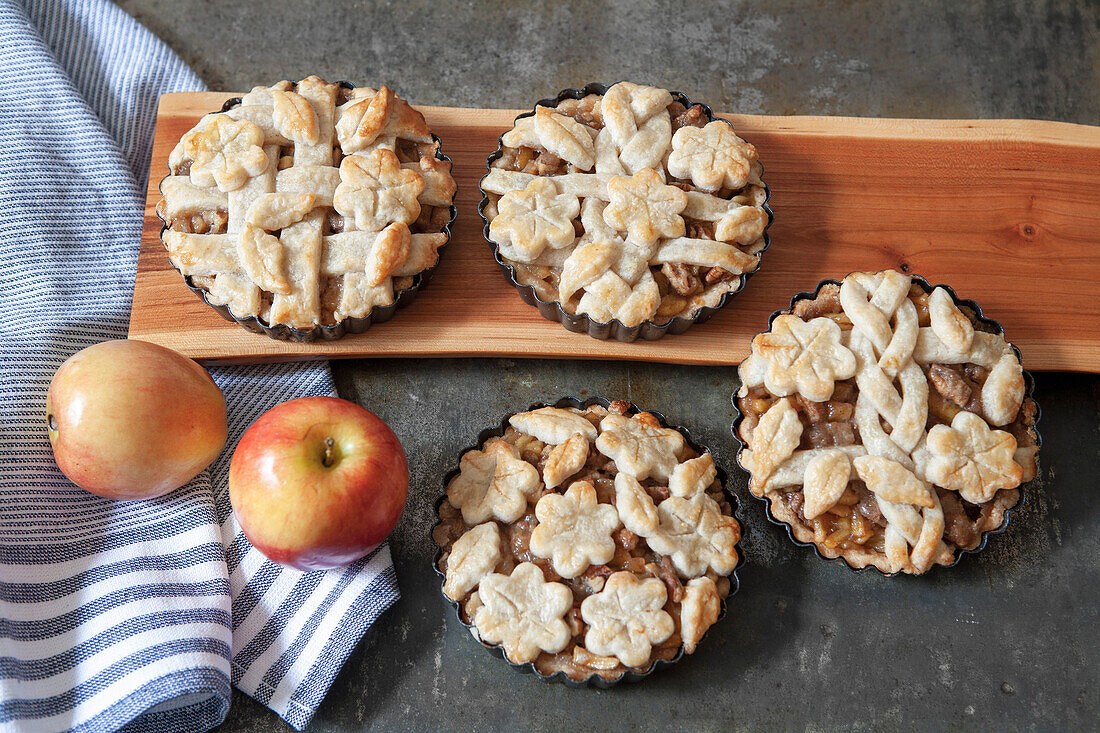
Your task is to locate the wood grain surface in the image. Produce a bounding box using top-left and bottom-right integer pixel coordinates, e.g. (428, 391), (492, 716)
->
(130, 92), (1100, 370)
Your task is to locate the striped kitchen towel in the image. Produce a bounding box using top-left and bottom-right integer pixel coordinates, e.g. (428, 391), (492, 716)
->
(0, 1), (399, 730)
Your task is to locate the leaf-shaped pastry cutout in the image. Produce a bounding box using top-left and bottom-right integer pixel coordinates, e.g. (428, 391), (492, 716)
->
(801, 450), (851, 519)
(543, 433), (589, 489)
(173, 114), (268, 192)
(244, 192), (317, 231)
(614, 270), (661, 327)
(272, 90), (320, 144)
(646, 493), (741, 578)
(669, 453), (717, 498)
(508, 406), (598, 445)
(852, 455), (934, 508)
(489, 178), (580, 262)
(365, 223), (412, 286)
(334, 149), (424, 231)
(982, 352), (1025, 426)
(748, 398), (802, 483)
(446, 439), (542, 525)
(558, 238), (618, 303)
(596, 413), (685, 482)
(752, 315), (857, 402)
(715, 205), (768, 244)
(532, 107), (596, 170)
(237, 223), (291, 294)
(614, 472), (659, 536)
(928, 287), (974, 354)
(443, 523), (503, 601)
(356, 86), (392, 139)
(680, 577), (721, 654)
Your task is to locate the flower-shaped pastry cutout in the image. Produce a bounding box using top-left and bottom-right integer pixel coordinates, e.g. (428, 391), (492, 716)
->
(447, 439), (541, 524)
(271, 90), (320, 144)
(508, 406), (598, 445)
(926, 411), (1023, 504)
(667, 121), (756, 193)
(647, 494), (741, 578)
(748, 398), (802, 485)
(680, 577), (721, 654)
(668, 453), (717, 499)
(852, 455), (934, 508)
(473, 563), (573, 664)
(172, 114), (268, 192)
(602, 168), (687, 246)
(443, 523), (504, 601)
(543, 434), (589, 489)
(489, 178), (580, 262)
(530, 481), (620, 578)
(334, 148), (425, 231)
(580, 571), (674, 667)
(751, 315), (858, 402)
(614, 472), (659, 536)
(595, 413), (686, 482)
(802, 450), (852, 519)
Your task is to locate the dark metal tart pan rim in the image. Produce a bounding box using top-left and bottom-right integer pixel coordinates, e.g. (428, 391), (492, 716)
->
(729, 270), (1042, 577)
(156, 80), (459, 342)
(477, 81), (774, 343)
(432, 395), (745, 687)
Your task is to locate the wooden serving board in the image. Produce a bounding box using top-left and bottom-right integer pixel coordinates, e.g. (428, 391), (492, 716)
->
(131, 93), (1100, 370)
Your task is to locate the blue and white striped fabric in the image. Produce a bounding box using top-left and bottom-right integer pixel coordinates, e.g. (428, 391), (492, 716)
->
(0, 1), (399, 730)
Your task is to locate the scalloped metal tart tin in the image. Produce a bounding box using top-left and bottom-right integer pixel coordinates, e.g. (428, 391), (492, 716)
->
(730, 272), (1041, 576)
(156, 81), (458, 342)
(478, 82), (774, 342)
(432, 396), (744, 686)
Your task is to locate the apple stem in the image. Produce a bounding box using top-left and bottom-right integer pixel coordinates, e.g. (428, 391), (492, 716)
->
(322, 437), (336, 467)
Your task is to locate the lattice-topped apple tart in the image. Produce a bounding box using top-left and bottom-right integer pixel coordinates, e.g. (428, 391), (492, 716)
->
(432, 398), (742, 684)
(734, 270), (1040, 574)
(156, 76), (457, 340)
(480, 81), (772, 341)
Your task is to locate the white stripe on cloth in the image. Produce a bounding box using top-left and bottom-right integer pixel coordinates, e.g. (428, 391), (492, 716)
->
(0, 1), (400, 731)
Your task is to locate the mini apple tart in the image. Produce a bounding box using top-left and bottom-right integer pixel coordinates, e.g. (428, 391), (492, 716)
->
(734, 270), (1040, 575)
(157, 76), (457, 340)
(479, 82), (772, 340)
(432, 398), (742, 684)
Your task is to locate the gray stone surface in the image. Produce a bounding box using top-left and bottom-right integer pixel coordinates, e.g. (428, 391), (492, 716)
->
(112, 0), (1099, 729)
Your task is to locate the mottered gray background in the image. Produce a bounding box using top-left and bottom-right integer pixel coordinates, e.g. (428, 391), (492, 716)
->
(113, 1), (1099, 730)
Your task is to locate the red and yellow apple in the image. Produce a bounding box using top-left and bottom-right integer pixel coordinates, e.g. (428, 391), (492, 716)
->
(46, 339), (228, 500)
(229, 396), (408, 570)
